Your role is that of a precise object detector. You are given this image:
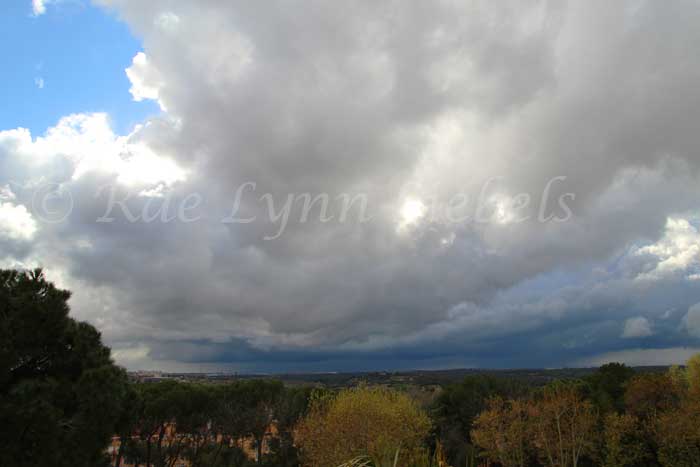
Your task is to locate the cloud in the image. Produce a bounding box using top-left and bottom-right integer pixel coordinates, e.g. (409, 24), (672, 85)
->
(0, 113), (185, 186)
(34, 77), (45, 89)
(125, 52), (164, 107)
(31, 0), (65, 17)
(31, 0), (46, 16)
(0, 201), (37, 241)
(622, 317), (653, 338)
(6, 1), (700, 370)
(634, 218), (700, 281)
(684, 303), (700, 338)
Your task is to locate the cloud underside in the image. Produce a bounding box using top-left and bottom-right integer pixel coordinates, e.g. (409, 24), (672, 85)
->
(4, 0), (700, 371)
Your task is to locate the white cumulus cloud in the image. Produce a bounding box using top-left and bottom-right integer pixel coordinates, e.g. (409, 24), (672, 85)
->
(31, 0), (46, 16)
(684, 303), (700, 338)
(635, 218), (700, 281)
(622, 316), (653, 338)
(0, 202), (37, 241)
(125, 52), (165, 108)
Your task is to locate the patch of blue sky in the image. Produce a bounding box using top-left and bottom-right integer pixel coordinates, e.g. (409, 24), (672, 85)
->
(0, 0), (159, 136)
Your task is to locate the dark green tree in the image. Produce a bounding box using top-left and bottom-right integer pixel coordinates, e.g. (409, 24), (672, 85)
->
(178, 384), (218, 467)
(238, 380), (284, 464)
(586, 363), (635, 413)
(112, 383), (142, 467)
(0, 269), (130, 467)
(431, 375), (527, 466)
(126, 380), (188, 467)
(261, 386), (313, 467)
(208, 383), (252, 466)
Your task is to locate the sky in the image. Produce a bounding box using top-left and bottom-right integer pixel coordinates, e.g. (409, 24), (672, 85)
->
(3, 0), (700, 373)
(0, 0), (158, 135)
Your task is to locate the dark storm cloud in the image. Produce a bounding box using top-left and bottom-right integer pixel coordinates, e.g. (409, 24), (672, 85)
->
(2, 0), (700, 370)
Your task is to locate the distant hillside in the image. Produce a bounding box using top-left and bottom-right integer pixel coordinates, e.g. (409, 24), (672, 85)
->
(130, 366), (670, 388)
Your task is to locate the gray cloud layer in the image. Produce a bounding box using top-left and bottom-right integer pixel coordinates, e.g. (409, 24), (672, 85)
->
(2, 0), (700, 371)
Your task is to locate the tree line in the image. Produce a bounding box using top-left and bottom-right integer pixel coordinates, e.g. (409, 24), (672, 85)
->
(4, 268), (700, 467)
(467, 359), (700, 467)
(111, 379), (312, 467)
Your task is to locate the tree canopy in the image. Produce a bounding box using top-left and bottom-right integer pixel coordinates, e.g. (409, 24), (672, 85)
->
(0, 269), (130, 467)
(296, 385), (431, 467)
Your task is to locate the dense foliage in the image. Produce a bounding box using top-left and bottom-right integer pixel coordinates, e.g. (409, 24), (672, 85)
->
(467, 359), (700, 467)
(0, 269), (130, 467)
(431, 374), (527, 465)
(296, 385), (431, 466)
(113, 379), (313, 467)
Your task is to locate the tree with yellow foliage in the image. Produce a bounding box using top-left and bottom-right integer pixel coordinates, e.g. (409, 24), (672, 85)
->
(528, 384), (597, 467)
(650, 353), (700, 467)
(624, 373), (680, 420)
(471, 397), (530, 467)
(686, 353), (700, 399)
(655, 398), (700, 467)
(295, 385), (431, 467)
